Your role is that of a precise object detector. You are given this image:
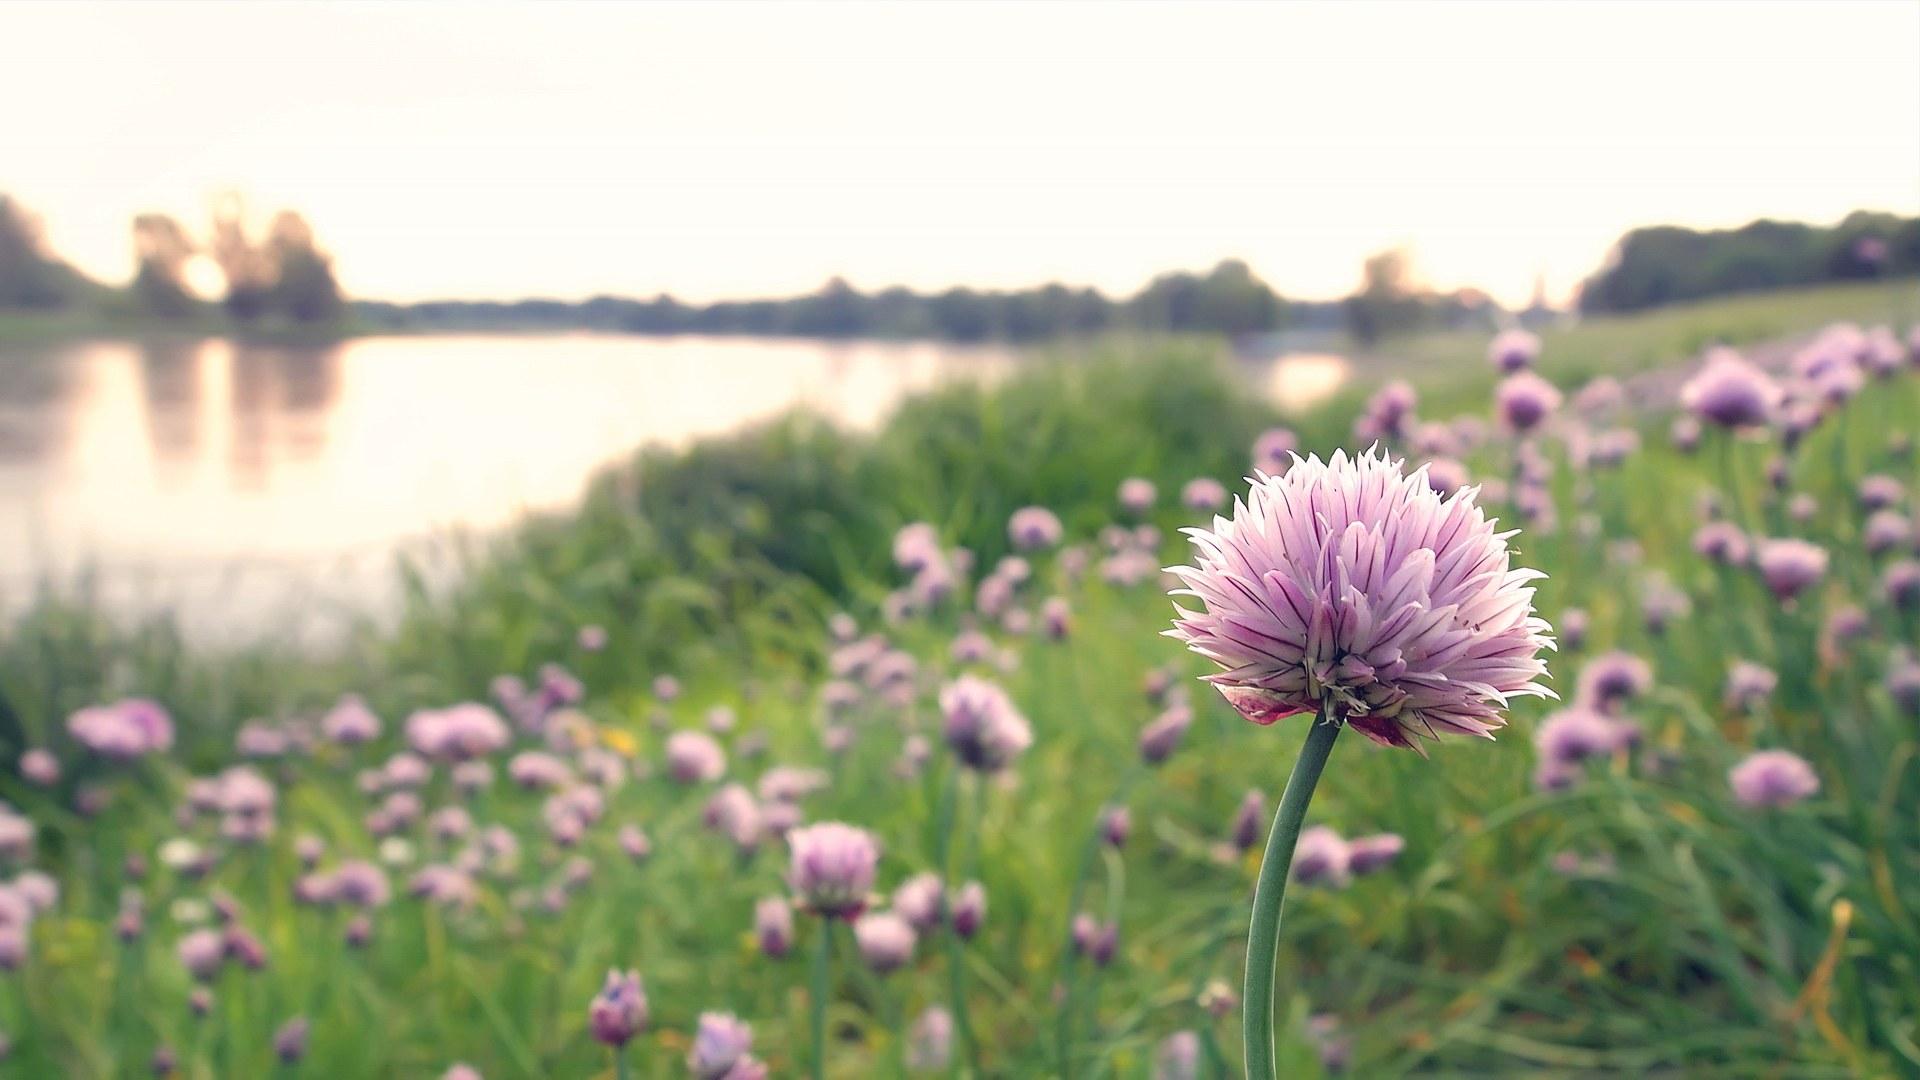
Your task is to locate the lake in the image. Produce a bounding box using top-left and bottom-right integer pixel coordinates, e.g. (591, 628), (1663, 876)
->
(0, 334), (1347, 642)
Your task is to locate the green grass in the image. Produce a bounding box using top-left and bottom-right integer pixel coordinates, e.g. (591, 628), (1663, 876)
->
(1, 283), (1918, 1077)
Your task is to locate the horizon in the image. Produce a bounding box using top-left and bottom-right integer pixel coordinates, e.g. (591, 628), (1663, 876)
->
(5, 1), (1918, 308)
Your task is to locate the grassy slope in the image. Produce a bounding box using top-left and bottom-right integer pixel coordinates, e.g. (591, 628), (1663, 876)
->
(0, 282), (1917, 1076)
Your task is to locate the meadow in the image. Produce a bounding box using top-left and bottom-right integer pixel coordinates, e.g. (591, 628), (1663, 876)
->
(1, 281), (1918, 1078)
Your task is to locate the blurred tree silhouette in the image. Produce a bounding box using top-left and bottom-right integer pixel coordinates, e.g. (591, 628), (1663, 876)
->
(0, 194), (85, 309)
(208, 196), (343, 325)
(131, 213), (199, 317)
(1580, 211), (1919, 313)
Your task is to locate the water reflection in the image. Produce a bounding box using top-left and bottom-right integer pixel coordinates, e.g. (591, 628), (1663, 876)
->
(0, 334), (1343, 641)
(0, 334), (1015, 639)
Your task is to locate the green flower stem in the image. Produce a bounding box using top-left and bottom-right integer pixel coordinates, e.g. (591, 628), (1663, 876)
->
(933, 766), (977, 1074)
(615, 1044), (631, 1080)
(1243, 714), (1342, 1080)
(811, 919), (834, 1080)
(1054, 765), (1143, 1078)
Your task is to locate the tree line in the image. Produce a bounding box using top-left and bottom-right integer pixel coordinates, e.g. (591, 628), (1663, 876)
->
(5, 191), (1913, 342)
(1, 193), (344, 328)
(1577, 210), (1918, 314)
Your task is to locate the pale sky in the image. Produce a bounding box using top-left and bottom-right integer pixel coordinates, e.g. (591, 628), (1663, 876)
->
(5, 1), (1917, 307)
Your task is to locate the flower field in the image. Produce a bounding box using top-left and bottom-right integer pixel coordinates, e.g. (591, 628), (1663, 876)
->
(2, 286), (1918, 1077)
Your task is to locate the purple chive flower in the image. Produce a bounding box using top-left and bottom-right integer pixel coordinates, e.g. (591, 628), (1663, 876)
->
(1230, 790), (1266, 854)
(1041, 596), (1073, 640)
(1422, 457), (1469, 497)
(68, 698), (175, 759)
(1290, 825), (1350, 886)
(652, 674), (682, 703)
(787, 822), (879, 919)
(1863, 510), (1912, 556)
(1755, 539), (1829, 601)
(892, 873), (945, 934)
(507, 751), (573, 790)
(1100, 805), (1132, 848)
(1681, 348), (1781, 428)
(909, 1006), (954, 1071)
(1182, 478), (1228, 511)
(1724, 662), (1778, 709)
(1137, 704), (1192, 765)
(1671, 415), (1703, 452)
(587, 969), (648, 1048)
(1575, 651), (1651, 714)
(332, 861), (391, 908)
(894, 522), (943, 573)
(1306, 1014), (1353, 1074)
(755, 896), (793, 958)
(1346, 833), (1405, 875)
(1359, 381), (1418, 441)
(1881, 560), (1920, 610)
(853, 910), (917, 973)
(1496, 372), (1562, 434)
(1489, 328), (1541, 373)
(1156, 1030), (1200, 1080)
(321, 695), (381, 745)
(1729, 749), (1820, 808)
(1070, 913), (1119, 966)
(1166, 449), (1555, 751)
(18, 749), (58, 787)
(272, 1017), (309, 1065)
(1692, 522), (1751, 566)
(1253, 428), (1299, 474)
(1008, 506), (1064, 550)
(1859, 475), (1905, 511)
(1534, 706), (1629, 765)
(577, 624), (608, 652)
(403, 704), (509, 761)
(665, 731), (727, 784)
(1556, 608), (1588, 652)
(938, 676), (1033, 772)
(1118, 477), (1158, 515)
(1886, 650), (1920, 713)
(950, 881), (986, 938)
(689, 1012), (757, 1080)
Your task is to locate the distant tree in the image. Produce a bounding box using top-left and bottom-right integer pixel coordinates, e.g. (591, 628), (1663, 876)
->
(0, 194), (79, 309)
(1344, 249), (1427, 344)
(205, 198), (344, 324)
(131, 213), (198, 317)
(1579, 212), (1918, 314)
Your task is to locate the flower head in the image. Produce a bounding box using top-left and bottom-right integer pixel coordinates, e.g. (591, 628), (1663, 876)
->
(1182, 478), (1228, 511)
(787, 822), (878, 919)
(1346, 832), (1405, 875)
(1008, 506), (1064, 550)
(587, 969), (648, 1047)
(1290, 825), (1350, 886)
(909, 1007), (954, 1071)
(938, 676), (1033, 772)
(689, 1012), (755, 1080)
(853, 910), (917, 973)
(1118, 477), (1158, 515)
(1253, 428), (1298, 473)
(665, 731), (727, 784)
(1755, 539), (1829, 601)
(1496, 372), (1562, 434)
(1489, 328), (1541, 373)
(1681, 348), (1781, 428)
(68, 699), (174, 759)
(1728, 749), (1819, 808)
(950, 881), (986, 938)
(1166, 449), (1554, 751)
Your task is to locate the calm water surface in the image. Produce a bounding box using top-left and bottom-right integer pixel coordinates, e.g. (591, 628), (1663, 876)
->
(0, 334), (1345, 641)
